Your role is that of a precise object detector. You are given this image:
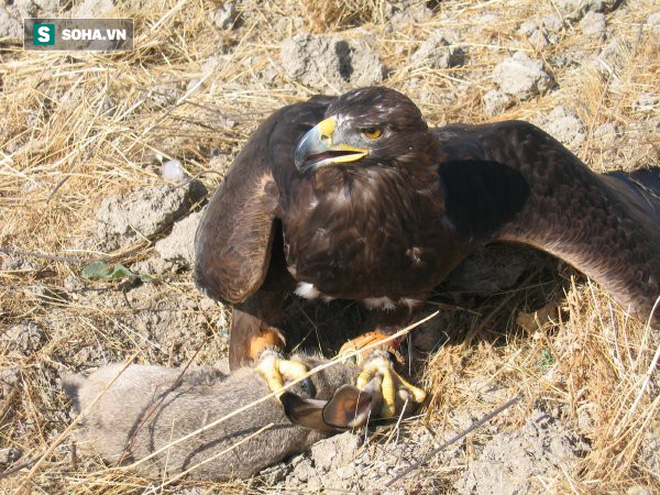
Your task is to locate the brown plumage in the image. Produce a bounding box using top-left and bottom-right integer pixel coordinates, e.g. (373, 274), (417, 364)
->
(195, 87), (660, 370)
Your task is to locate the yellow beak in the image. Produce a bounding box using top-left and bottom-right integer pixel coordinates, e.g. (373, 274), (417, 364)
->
(294, 116), (369, 172)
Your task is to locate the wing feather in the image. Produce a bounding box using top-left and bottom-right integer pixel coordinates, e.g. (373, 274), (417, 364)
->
(194, 97), (333, 304)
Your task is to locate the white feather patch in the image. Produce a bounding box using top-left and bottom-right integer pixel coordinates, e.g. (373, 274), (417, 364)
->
(362, 297), (397, 311)
(295, 282), (320, 299)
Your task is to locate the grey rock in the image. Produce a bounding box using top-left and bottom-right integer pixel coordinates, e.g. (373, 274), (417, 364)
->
(492, 51), (552, 99)
(0, 7), (22, 39)
(580, 11), (606, 36)
(483, 89), (513, 117)
(411, 31), (464, 69)
(1, 256), (39, 272)
(649, 12), (660, 40)
(210, 1), (238, 30)
(554, 0), (617, 22)
(310, 432), (362, 471)
(1, 321), (46, 355)
(74, 0), (116, 17)
(594, 37), (633, 76)
(34, 0), (59, 14)
(9, 0), (36, 17)
(639, 429), (660, 475)
(529, 28), (550, 48)
(161, 159), (186, 181)
(63, 275), (85, 292)
(543, 14), (565, 33)
(0, 368), (20, 398)
(539, 106), (586, 149)
(154, 210), (203, 269)
(0, 448), (23, 467)
(95, 180), (206, 250)
(627, 486), (655, 495)
(384, 0), (432, 27)
(594, 122), (619, 141)
(518, 20), (539, 37)
(130, 256), (172, 276)
(455, 409), (588, 495)
(633, 93), (658, 113)
(281, 34), (382, 92)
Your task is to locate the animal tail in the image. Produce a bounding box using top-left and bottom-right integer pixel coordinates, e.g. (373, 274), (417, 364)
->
(61, 372), (87, 414)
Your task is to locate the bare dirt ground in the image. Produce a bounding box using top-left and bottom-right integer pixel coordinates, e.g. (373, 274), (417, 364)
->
(1, 0), (659, 493)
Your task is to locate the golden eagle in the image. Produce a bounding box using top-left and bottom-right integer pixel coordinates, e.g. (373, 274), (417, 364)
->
(195, 87), (660, 416)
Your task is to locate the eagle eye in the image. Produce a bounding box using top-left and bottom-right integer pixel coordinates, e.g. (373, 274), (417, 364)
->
(361, 126), (384, 140)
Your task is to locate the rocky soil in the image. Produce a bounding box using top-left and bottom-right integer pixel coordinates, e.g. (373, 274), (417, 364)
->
(1, 0), (658, 493)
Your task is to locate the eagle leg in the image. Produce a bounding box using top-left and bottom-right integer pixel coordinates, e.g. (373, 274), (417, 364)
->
(339, 331), (426, 418)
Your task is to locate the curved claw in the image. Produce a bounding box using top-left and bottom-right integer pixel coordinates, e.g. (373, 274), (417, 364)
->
(357, 356), (427, 418)
(256, 351), (309, 400)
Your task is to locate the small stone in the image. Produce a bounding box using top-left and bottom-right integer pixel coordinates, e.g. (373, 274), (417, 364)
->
(310, 432), (362, 471)
(649, 12), (660, 40)
(518, 20), (539, 37)
(492, 51), (553, 99)
(131, 256), (172, 276)
(154, 210), (203, 270)
(281, 34), (382, 92)
(0, 7), (22, 39)
(594, 37), (633, 76)
(63, 275), (85, 292)
(483, 89), (513, 117)
(95, 180), (206, 250)
(539, 106), (586, 149)
(627, 485), (654, 495)
(210, 1), (238, 30)
(543, 14), (565, 33)
(161, 159), (186, 182)
(0, 448), (23, 467)
(9, 0), (36, 17)
(198, 297), (216, 311)
(594, 122), (619, 141)
(0, 368), (20, 398)
(554, 0), (617, 22)
(580, 12), (606, 35)
(74, 0), (116, 17)
(411, 31), (464, 69)
(529, 28), (550, 48)
(1, 256), (38, 271)
(385, 1), (432, 27)
(336, 463), (356, 479)
(1, 321), (46, 355)
(633, 93), (658, 113)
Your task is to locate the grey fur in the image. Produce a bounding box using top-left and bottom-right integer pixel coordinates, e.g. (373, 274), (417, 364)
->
(62, 355), (362, 480)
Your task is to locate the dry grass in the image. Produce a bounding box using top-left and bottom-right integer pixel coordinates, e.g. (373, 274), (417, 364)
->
(1, 0), (658, 493)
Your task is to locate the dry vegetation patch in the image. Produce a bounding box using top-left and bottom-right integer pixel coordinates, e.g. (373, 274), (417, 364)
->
(1, 0), (658, 493)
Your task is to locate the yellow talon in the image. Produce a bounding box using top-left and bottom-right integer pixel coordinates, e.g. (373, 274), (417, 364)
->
(256, 352), (309, 400)
(356, 356), (427, 418)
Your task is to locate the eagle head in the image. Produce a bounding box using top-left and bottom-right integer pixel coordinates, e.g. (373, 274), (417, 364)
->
(294, 87), (431, 173)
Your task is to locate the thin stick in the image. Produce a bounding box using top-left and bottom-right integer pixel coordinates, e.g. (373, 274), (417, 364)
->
(385, 392), (523, 487)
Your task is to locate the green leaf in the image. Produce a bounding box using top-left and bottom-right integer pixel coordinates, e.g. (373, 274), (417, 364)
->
(108, 263), (137, 280)
(81, 262), (144, 282)
(81, 261), (112, 279)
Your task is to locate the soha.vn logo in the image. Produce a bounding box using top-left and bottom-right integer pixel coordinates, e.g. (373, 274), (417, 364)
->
(33, 24), (55, 45)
